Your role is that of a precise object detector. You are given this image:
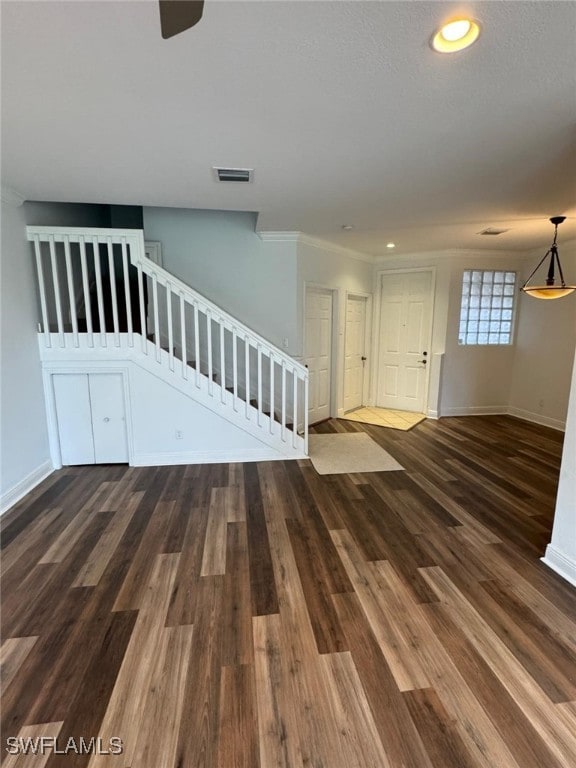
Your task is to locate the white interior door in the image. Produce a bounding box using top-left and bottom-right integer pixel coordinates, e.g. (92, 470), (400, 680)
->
(377, 270), (432, 412)
(53, 374), (95, 465)
(53, 372), (128, 465)
(89, 374), (129, 463)
(344, 295), (367, 412)
(305, 287), (333, 424)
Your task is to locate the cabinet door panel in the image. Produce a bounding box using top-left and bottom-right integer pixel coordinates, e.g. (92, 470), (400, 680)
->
(89, 374), (128, 464)
(53, 374), (95, 465)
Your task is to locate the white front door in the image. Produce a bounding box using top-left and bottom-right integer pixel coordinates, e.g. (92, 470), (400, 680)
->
(305, 287), (333, 425)
(377, 270), (433, 412)
(344, 295), (367, 412)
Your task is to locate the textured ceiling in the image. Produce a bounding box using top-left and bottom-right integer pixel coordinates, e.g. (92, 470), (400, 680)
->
(2, 1), (576, 255)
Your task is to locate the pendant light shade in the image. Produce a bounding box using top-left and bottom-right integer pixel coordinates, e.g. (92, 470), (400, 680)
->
(521, 216), (575, 299)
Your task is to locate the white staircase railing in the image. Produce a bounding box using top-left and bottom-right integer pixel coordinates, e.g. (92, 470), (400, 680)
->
(27, 226), (309, 456)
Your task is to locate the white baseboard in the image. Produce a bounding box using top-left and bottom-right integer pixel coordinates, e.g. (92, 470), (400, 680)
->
(131, 447), (305, 466)
(541, 546), (576, 589)
(507, 406), (565, 432)
(427, 409), (439, 419)
(440, 406), (507, 417)
(437, 405), (565, 431)
(0, 460), (54, 517)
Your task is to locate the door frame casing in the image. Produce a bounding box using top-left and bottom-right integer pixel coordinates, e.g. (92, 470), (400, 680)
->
(372, 267), (436, 414)
(342, 290), (373, 414)
(303, 282), (338, 422)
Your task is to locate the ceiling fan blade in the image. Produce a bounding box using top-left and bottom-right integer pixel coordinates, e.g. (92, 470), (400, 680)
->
(159, 0), (204, 39)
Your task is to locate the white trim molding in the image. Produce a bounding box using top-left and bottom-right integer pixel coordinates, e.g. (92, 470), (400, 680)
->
(541, 546), (576, 589)
(374, 247), (526, 265)
(0, 460), (54, 516)
(507, 406), (565, 432)
(441, 406), (508, 417)
(1, 185), (25, 207)
(258, 231), (374, 264)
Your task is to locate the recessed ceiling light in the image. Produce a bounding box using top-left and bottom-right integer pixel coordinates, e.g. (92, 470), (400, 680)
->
(342, 224), (354, 231)
(386, 242), (395, 249)
(431, 18), (480, 53)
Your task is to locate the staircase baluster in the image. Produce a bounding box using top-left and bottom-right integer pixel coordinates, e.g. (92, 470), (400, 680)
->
(292, 368), (298, 448)
(48, 235), (65, 347)
(107, 237), (120, 346)
(257, 344), (263, 427)
(79, 237), (93, 347)
(121, 237), (133, 347)
(63, 235), (79, 347)
(245, 336), (250, 420)
(281, 360), (287, 441)
(33, 236), (51, 348)
(269, 353), (275, 434)
(137, 262), (147, 354)
(220, 322), (226, 403)
(304, 371), (309, 453)
(207, 309), (213, 396)
(92, 237), (106, 347)
(180, 293), (188, 380)
(152, 273), (161, 362)
(232, 329), (238, 411)
(193, 303), (200, 388)
(166, 281), (174, 371)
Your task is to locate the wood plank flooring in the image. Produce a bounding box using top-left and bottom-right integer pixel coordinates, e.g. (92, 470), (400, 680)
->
(1, 415), (575, 767)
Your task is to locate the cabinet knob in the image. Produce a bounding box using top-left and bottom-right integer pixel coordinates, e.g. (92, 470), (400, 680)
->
(103, 417), (110, 423)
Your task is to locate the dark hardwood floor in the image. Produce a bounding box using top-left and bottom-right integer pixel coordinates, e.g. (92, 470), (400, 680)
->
(1, 415), (575, 767)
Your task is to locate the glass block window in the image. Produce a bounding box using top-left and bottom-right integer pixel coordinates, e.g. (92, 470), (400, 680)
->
(459, 270), (517, 345)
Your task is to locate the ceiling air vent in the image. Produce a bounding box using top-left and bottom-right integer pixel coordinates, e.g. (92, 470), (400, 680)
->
(213, 167), (254, 183)
(478, 227), (510, 236)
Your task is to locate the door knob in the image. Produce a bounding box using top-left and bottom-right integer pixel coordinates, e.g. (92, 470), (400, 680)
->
(103, 417), (110, 422)
(418, 359), (427, 365)
(361, 356), (367, 361)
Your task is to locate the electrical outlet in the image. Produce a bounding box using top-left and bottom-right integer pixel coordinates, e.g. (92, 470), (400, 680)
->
(282, 337), (289, 349)
(538, 399), (545, 409)
(175, 430), (183, 440)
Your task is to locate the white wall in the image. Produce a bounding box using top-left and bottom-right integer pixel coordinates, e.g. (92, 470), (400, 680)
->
(543, 352), (576, 586)
(128, 364), (287, 465)
(1, 198), (52, 510)
(373, 250), (527, 418)
(441, 252), (526, 416)
(297, 238), (373, 415)
(143, 208), (298, 352)
(508, 240), (576, 430)
(0, 198), (111, 512)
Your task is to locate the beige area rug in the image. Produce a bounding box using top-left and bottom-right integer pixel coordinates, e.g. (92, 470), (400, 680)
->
(340, 406), (426, 431)
(308, 433), (405, 475)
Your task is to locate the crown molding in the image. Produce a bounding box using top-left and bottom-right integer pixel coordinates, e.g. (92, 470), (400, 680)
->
(1, 185), (25, 207)
(374, 248), (529, 265)
(257, 231), (300, 244)
(258, 230), (374, 264)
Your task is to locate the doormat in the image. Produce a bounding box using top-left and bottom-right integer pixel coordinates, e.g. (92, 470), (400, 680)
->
(340, 407), (426, 431)
(308, 433), (405, 475)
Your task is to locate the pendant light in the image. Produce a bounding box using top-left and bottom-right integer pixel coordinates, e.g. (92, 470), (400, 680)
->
(521, 216), (575, 300)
